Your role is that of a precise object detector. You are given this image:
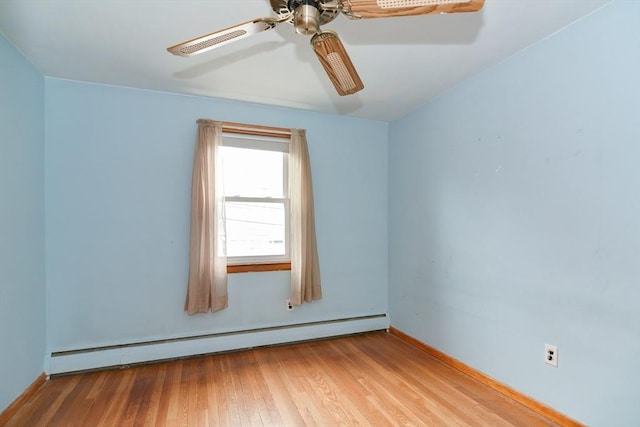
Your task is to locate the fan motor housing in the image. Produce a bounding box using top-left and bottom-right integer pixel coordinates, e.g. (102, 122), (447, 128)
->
(270, 0), (340, 28)
(294, 4), (321, 35)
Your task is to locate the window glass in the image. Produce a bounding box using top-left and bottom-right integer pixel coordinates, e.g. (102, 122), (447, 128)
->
(221, 140), (289, 263)
(225, 202), (286, 258)
(222, 146), (284, 198)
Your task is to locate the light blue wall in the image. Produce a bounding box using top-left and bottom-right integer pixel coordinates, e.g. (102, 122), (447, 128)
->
(0, 34), (46, 412)
(45, 79), (388, 352)
(388, 1), (639, 425)
(8, 1), (636, 421)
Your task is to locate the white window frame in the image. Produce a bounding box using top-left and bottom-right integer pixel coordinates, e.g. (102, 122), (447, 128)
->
(222, 132), (290, 266)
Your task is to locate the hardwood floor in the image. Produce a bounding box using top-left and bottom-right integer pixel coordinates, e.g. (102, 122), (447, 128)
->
(5, 332), (560, 426)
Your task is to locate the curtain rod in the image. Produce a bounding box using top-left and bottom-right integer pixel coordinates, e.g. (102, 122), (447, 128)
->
(197, 119), (292, 138)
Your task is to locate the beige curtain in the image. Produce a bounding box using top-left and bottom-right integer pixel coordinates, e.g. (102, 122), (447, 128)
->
(289, 129), (322, 305)
(185, 120), (228, 314)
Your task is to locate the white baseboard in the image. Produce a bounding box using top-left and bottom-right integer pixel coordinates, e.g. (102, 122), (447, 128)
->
(48, 314), (389, 375)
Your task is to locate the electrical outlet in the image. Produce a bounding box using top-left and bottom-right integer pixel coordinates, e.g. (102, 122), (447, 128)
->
(286, 299), (294, 311)
(545, 344), (558, 367)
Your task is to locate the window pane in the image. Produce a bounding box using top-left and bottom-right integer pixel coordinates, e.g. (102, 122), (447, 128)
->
(222, 146), (284, 198)
(225, 202), (286, 258)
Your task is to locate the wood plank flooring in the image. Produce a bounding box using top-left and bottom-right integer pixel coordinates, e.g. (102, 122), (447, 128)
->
(5, 332), (560, 426)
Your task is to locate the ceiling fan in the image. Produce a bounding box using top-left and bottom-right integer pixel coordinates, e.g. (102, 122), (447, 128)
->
(168, 0), (485, 96)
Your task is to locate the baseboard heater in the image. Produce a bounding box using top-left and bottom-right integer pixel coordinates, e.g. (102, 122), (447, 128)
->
(49, 313), (389, 375)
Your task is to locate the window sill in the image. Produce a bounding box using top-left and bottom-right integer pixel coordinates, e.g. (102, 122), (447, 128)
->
(227, 262), (291, 274)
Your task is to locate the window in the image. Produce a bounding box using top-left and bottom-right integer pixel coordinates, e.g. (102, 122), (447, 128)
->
(186, 119), (321, 313)
(221, 133), (290, 268)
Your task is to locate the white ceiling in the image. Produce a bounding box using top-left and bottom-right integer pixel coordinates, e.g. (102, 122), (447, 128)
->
(0, 0), (611, 122)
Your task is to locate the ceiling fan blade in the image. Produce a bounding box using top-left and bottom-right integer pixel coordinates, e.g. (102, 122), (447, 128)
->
(311, 31), (364, 96)
(342, 0), (484, 19)
(167, 18), (278, 57)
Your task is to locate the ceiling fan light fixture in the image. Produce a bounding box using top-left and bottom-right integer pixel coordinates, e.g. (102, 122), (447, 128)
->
(168, 0), (484, 94)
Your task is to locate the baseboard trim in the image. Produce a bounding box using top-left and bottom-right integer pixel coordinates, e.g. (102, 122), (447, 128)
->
(49, 314), (389, 375)
(388, 327), (584, 427)
(0, 373), (46, 426)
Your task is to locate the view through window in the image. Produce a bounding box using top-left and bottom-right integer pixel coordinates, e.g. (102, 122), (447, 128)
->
(221, 135), (289, 264)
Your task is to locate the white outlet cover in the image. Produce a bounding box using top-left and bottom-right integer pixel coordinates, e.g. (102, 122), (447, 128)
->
(545, 344), (558, 367)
